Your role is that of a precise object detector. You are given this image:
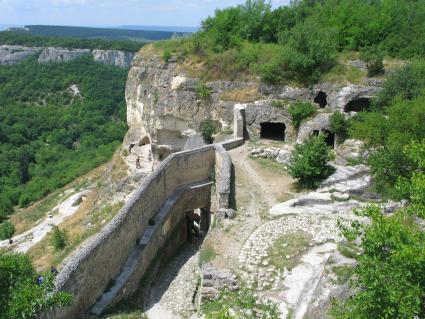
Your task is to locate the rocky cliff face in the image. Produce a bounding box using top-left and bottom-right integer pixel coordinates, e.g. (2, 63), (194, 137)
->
(0, 45), (41, 65)
(0, 44), (135, 68)
(92, 49), (135, 68)
(125, 49), (383, 159)
(38, 47), (91, 63)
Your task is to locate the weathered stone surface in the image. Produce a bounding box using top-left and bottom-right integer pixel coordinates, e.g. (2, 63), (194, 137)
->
(335, 139), (365, 165)
(201, 264), (238, 301)
(92, 49), (134, 68)
(297, 113), (331, 144)
(328, 84), (381, 112)
(38, 47), (91, 63)
(0, 45), (40, 65)
(348, 60), (367, 70)
(381, 200), (408, 214)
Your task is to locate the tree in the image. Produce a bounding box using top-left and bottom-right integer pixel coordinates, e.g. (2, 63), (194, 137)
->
(0, 221), (15, 240)
(0, 252), (71, 319)
(50, 226), (67, 251)
(288, 135), (334, 188)
(288, 101), (316, 129)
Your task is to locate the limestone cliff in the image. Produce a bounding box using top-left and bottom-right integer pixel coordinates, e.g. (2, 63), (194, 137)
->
(0, 44), (135, 68)
(0, 45), (41, 65)
(124, 47), (382, 159)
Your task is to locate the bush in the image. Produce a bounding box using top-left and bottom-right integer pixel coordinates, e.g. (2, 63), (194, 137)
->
(288, 135), (335, 188)
(0, 221), (15, 240)
(196, 81), (212, 100)
(288, 101), (317, 129)
(360, 50), (385, 77)
(329, 112), (348, 142)
(374, 61), (425, 109)
(162, 50), (171, 63)
(201, 120), (217, 144)
(50, 226), (67, 251)
(333, 204), (425, 319)
(0, 252), (71, 319)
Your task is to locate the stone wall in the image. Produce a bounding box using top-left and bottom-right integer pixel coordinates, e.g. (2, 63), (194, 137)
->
(47, 144), (233, 319)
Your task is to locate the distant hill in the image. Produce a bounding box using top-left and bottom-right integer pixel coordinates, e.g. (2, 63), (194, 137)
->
(21, 25), (185, 42)
(118, 25), (198, 33)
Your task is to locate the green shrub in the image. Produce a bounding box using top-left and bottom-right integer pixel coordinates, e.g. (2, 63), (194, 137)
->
(201, 120), (217, 144)
(196, 81), (212, 99)
(360, 50), (385, 77)
(0, 252), (71, 319)
(329, 112), (348, 142)
(374, 61), (425, 109)
(288, 135), (335, 188)
(0, 221), (15, 240)
(50, 226), (67, 251)
(288, 101), (317, 129)
(162, 50), (171, 63)
(332, 205), (425, 319)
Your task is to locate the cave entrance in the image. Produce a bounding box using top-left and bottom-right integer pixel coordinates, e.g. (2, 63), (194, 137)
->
(186, 208), (210, 242)
(260, 122), (286, 141)
(344, 98), (371, 113)
(314, 91), (328, 108)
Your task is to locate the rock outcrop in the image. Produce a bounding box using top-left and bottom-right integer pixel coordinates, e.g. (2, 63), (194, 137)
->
(0, 45), (40, 65)
(38, 47), (91, 63)
(0, 44), (135, 67)
(125, 47), (384, 158)
(92, 49), (134, 68)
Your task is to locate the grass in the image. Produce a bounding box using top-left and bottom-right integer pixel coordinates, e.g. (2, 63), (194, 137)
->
(199, 241), (216, 266)
(267, 231), (312, 271)
(220, 86), (261, 103)
(249, 156), (287, 174)
(331, 265), (355, 285)
(202, 289), (280, 319)
(337, 241), (362, 259)
(10, 191), (68, 235)
(102, 311), (147, 319)
(28, 201), (124, 271)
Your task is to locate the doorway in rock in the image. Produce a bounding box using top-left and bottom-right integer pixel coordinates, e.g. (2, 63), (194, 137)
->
(186, 208), (210, 243)
(314, 91), (328, 108)
(344, 98), (371, 112)
(260, 122), (286, 141)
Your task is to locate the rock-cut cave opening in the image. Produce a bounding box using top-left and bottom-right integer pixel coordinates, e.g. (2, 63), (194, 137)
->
(344, 98), (371, 113)
(260, 122), (286, 141)
(314, 91), (328, 108)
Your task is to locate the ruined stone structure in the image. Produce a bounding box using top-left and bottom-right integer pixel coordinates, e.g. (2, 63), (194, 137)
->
(46, 140), (241, 319)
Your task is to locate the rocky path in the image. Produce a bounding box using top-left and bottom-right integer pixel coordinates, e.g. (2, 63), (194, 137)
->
(0, 189), (90, 253)
(142, 144), (369, 319)
(145, 244), (201, 319)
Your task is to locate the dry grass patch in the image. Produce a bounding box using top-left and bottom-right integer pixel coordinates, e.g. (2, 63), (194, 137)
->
(267, 231), (312, 271)
(220, 86), (261, 103)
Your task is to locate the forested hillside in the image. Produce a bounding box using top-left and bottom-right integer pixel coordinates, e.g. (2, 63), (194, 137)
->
(0, 31), (143, 52)
(0, 54), (128, 217)
(158, 0), (424, 84)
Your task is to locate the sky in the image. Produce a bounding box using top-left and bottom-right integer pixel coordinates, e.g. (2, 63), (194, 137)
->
(0, 0), (291, 28)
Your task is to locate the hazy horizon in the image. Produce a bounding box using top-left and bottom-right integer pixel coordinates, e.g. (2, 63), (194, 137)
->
(0, 0), (290, 28)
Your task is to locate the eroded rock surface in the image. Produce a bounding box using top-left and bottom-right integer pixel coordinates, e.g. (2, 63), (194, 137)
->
(38, 47), (91, 63)
(92, 49), (134, 68)
(0, 45), (40, 64)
